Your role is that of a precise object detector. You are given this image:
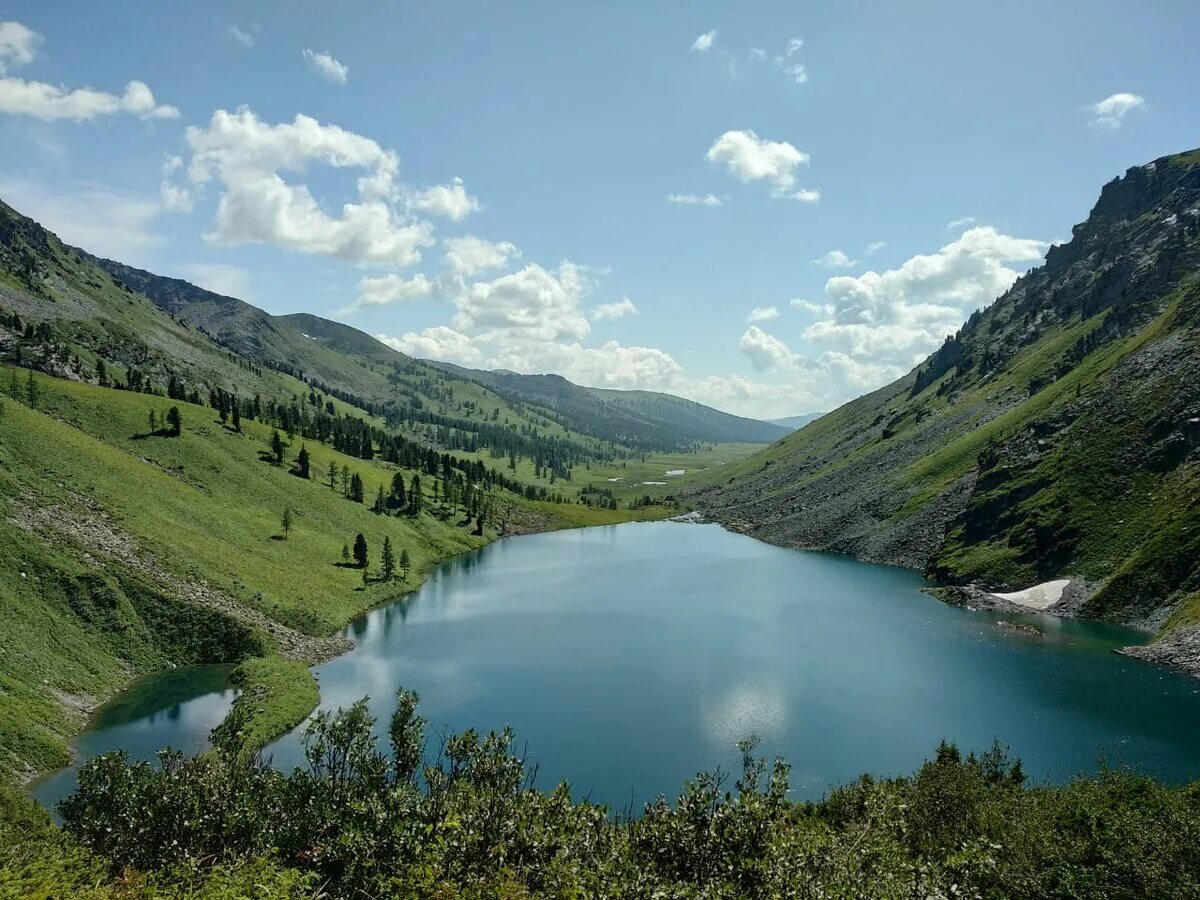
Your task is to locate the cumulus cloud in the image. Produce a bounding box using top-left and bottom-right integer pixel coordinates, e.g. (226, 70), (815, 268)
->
(1089, 92), (1145, 130)
(666, 192), (722, 206)
(740, 325), (796, 370)
(804, 225), (1046, 379)
(590, 297), (638, 321)
(409, 177), (480, 221)
(0, 21), (39, 73)
(706, 130), (817, 201)
(691, 30), (717, 52)
(350, 272), (435, 311)
(303, 49), (349, 84)
(747, 306), (779, 323)
(0, 76), (178, 122)
(815, 249), (855, 268)
(183, 107), (435, 266)
(380, 326), (483, 366)
(443, 235), (519, 277)
(453, 262), (592, 343)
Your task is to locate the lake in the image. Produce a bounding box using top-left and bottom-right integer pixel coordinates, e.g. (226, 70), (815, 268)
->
(34, 521), (1200, 813)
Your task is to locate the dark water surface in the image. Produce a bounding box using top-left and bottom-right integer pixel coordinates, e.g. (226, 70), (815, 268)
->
(36, 522), (1200, 811)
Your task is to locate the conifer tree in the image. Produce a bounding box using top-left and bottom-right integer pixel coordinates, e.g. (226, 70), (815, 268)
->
(271, 430), (285, 466)
(25, 370), (38, 409)
(399, 548), (411, 579)
(352, 533), (368, 569)
(327, 459), (339, 490)
(165, 406), (182, 436)
(232, 401), (241, 433)
(390, 472), (406, 510)
(148, 409), (158, 433)
(408, 474), (423, 516)
(7, 369), (20, 400)
(373, 483), (386, 514)
(381, 537), (396, 581)
(350, 473), (365, 503)
(297, 445), (311, 479)
(281, 506), (293, 539)
(341, 543), (350, 563)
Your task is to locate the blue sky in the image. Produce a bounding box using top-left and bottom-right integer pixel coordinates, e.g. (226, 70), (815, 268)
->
(0, 1), (1196, 418)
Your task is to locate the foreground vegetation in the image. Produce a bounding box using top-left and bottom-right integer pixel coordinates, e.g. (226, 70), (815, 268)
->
(3, 693), (1199, 898)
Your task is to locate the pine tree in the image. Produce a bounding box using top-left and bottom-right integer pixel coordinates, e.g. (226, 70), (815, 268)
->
(232, 401), (241, 433)
(381, 537), (396, 581)
(281, 506), (293, 539)
(95, 359), (109, 387)
(165, 406), (182, 436)
(271, 430), (285, 466)
(148, 409), (158, 433)
(327, 460), (339, 490)
(7, 369), (20, 400)
(390, 472), (406, 510)
(25, 370), (38, 409)
(341, 543), (350, 563)
(408, 474), (423, 516)
(373, 483), (386, 514)
(352, 533), (368, 569)
(399, 548), (411, 579)
(297, 445), (311, 479)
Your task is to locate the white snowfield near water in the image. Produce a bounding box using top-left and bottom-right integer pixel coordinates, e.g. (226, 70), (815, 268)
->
(992, 579), (1071, 610)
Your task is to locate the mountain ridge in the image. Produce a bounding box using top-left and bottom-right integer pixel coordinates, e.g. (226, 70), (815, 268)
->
(691, 147), (1200, 671)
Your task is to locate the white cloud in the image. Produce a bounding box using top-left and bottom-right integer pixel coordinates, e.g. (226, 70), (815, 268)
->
(866, 240), (888, 255)
(786, 37), (804, 56)
(160, 182), (193, 212)
(0, 21), (40, 73)
(443, 235), (519, 277)
(0, 77), (178, 122)
(946, 215), (977, 231)
(302, 49), (348, 85)
(666, 192), (722, 206)
(706, 130), (815, 200)
(227, 24), (256, 48)
(740, 325), (796, 370)
(380, 326), (483, 366)
(453, 261), (592, 343)
(775, 61), (807, 84)
(691, 30), (717, 52)
(409, 177), (480, 221)
(805, 225), (1046, 379)
(815, 249), (856, 268)
(750, 48), (766, 60)
(1089, 92), (1145, 130)
(184, 107), (436, 266)
(747, 305), (779, 323)
(177, 263), (252, 298)
(590, 297), (638, 321)
(0, 177), (163, 264)
(351, 272), (434, 310)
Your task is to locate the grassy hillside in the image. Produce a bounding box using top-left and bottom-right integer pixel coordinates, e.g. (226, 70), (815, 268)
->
(692, 148), (1200, 662)
(0, 368), (648, 782)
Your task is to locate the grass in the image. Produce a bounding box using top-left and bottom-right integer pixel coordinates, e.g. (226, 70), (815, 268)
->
(210, 658), (319, 760)
(0, 367), (673, 783)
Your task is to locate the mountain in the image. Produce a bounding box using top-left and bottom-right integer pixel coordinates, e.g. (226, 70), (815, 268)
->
(768, 413), (823, 431)
(84, 255), (780, 452)
(692, 148), (1200, 668)
(432, 361), (789, 446)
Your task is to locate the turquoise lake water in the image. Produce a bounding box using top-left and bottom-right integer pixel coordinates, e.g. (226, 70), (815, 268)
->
(35, 521), (1200, 812)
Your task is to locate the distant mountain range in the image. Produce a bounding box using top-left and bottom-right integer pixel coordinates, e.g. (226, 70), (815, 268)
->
(768, 413), (823, 431)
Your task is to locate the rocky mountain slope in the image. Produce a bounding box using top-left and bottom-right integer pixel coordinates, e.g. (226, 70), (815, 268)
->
(692, 148), (1200, 664)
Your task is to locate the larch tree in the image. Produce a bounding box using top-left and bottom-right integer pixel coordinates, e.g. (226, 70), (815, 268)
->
(381, 537), (396, 581)
(352, 533), (369, 569)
